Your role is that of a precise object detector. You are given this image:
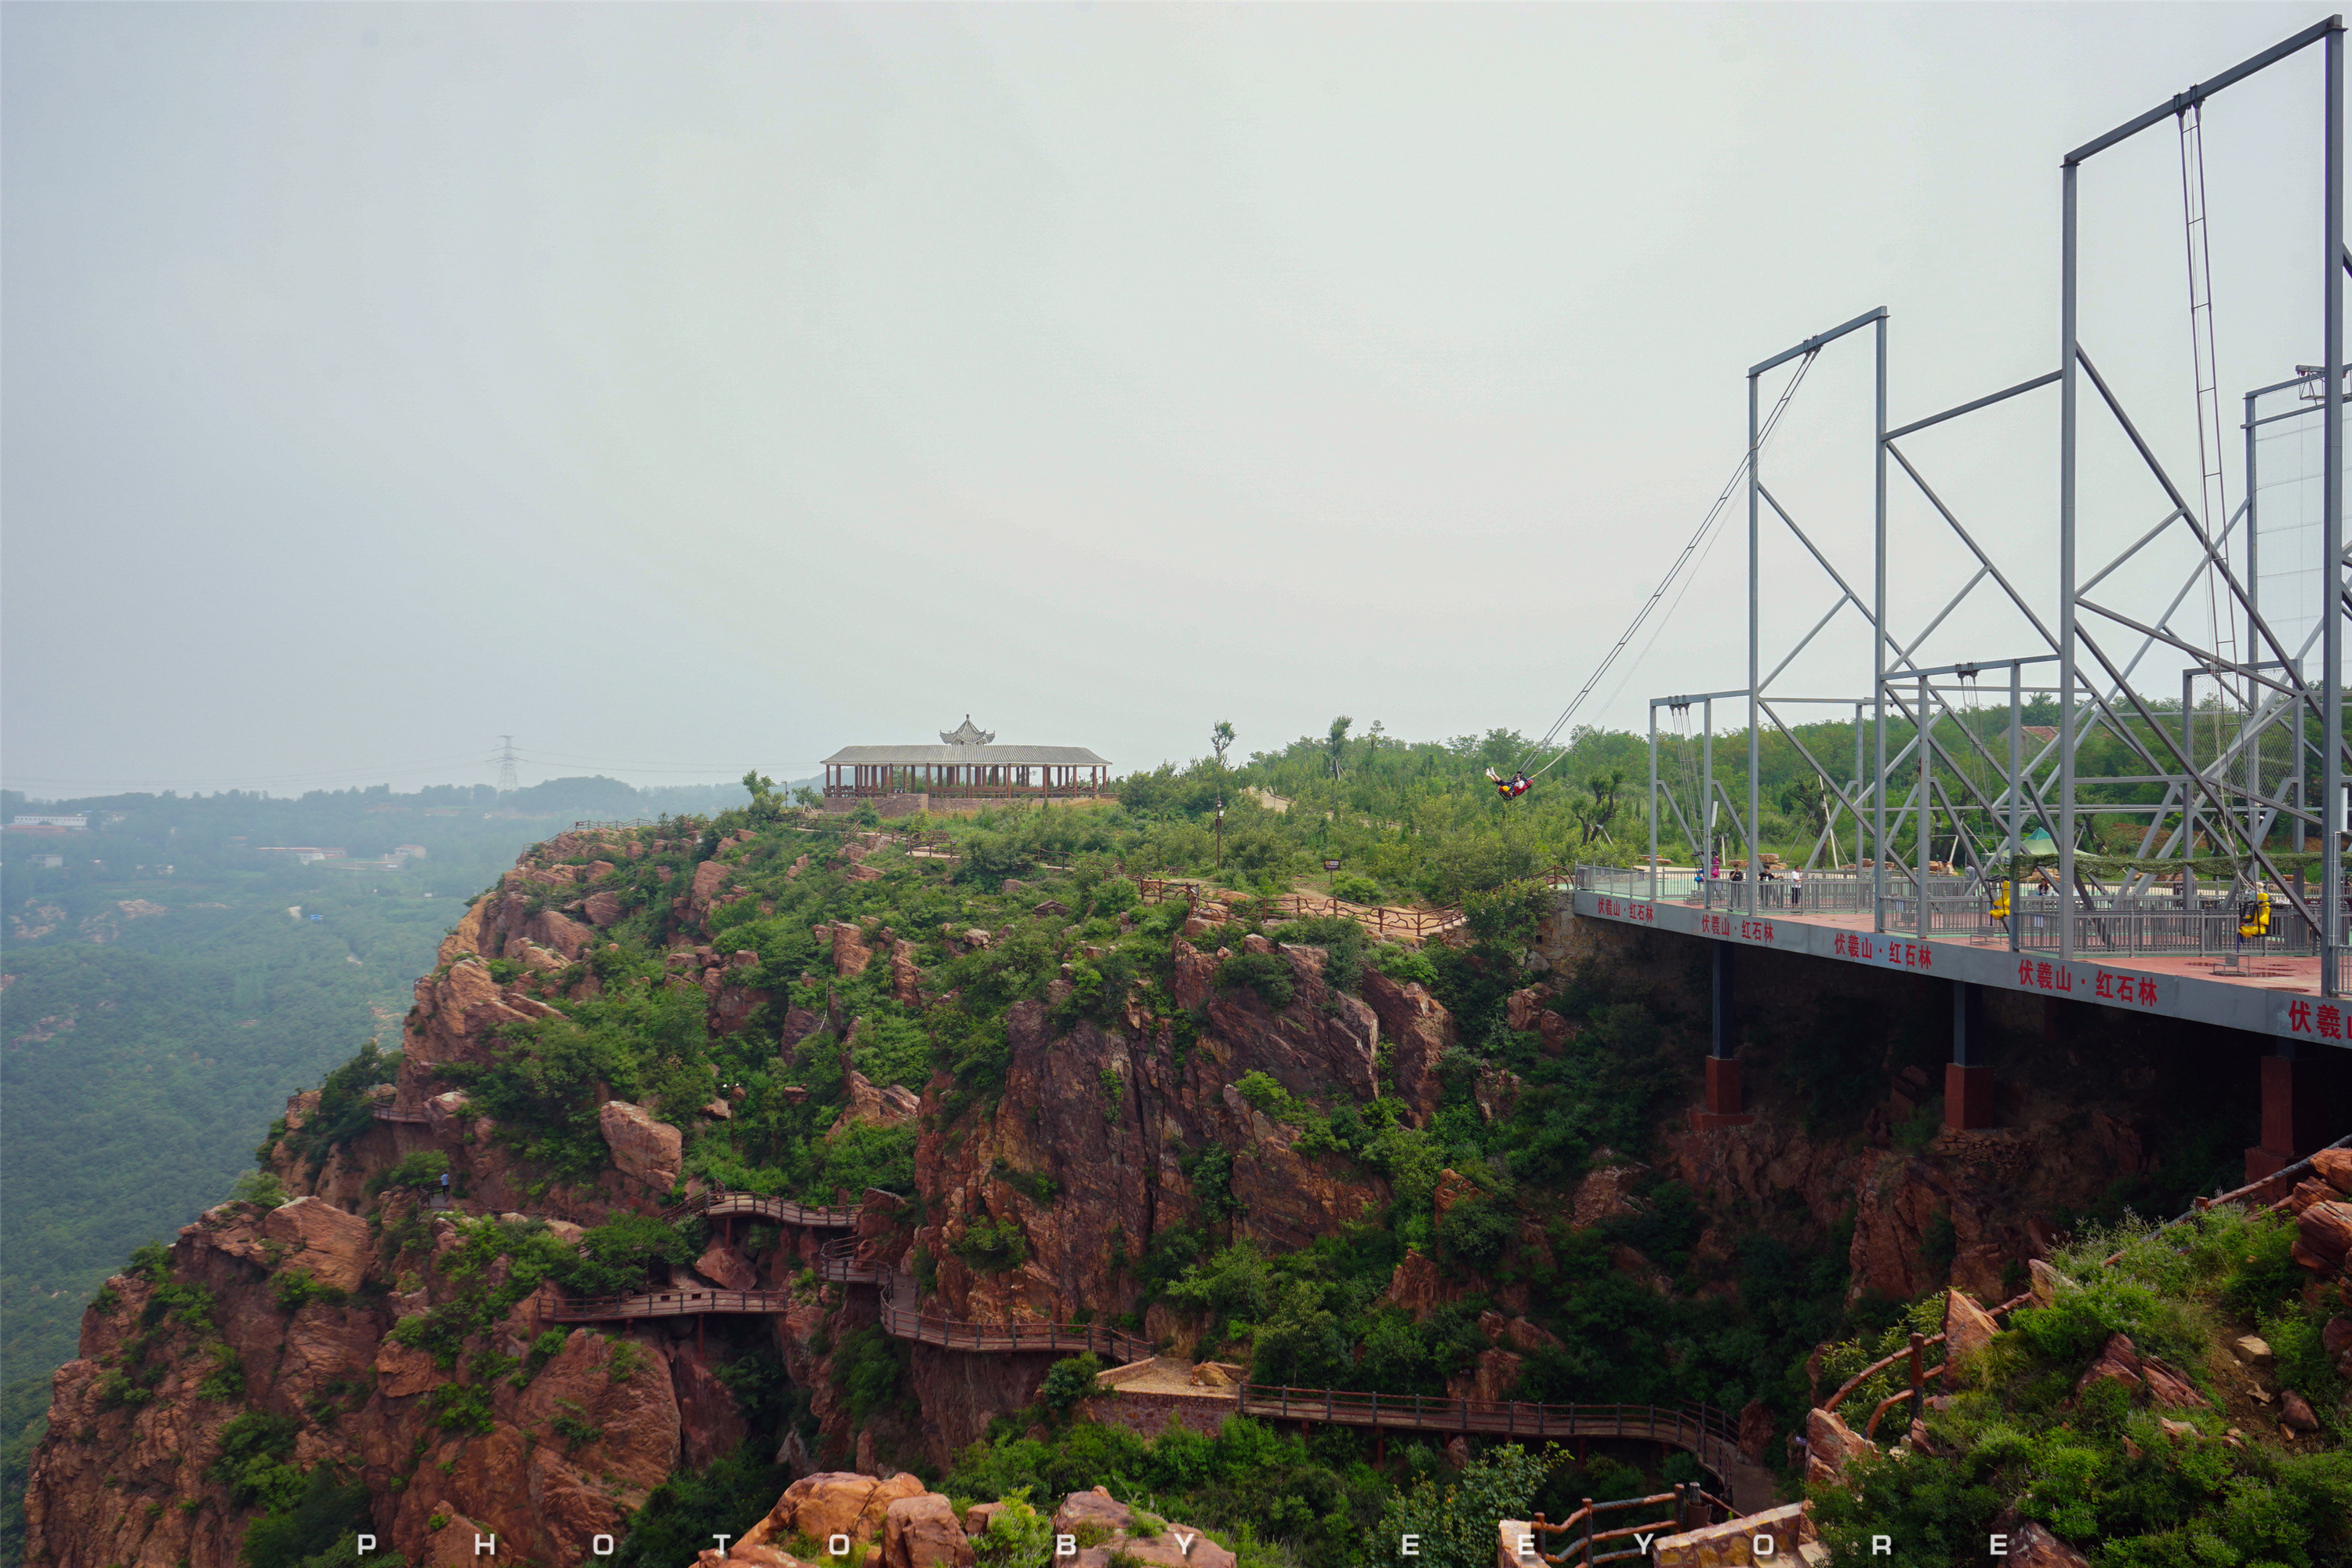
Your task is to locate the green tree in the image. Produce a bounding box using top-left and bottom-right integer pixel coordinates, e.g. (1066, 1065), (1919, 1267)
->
(1375, 1444), (1563, 1568)
(1326, 716), (1354, 780)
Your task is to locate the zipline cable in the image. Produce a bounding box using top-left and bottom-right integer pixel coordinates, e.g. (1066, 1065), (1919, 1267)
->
(1511, 347), (1823, 785)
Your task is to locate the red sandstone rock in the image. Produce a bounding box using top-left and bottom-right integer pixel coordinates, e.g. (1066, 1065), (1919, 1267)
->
(2312, 1147), (2352, 1195)
(891, 941), (927, 1008)
(2294, 1201), (2352, 1274)
(2076, 1334), (2144, 1396)
(1504, 985), (1555, 1033)
(2009, 1523), (2091, 1568)
(1359, 967), (1454, 1124)
(823, 923), (876, 978)
(1432, 1168), (1479, 1225)
(746, 1473), (927, 1552)
(260, 1196), (374, 1294)
(1804, 1406), (1874, 1485)
(694, 1241), (757, 1292)
(2137, 1354), (2209, 1410)
(1942, 1287), (2000, 1365)
(1568, 1163), (1642, 1230)
(1737, 1399), (1775, 1463)
(1053, 1488), (1134, 1537)
(1446, 1347), (1523, 1403)
(880, 1492), (971, 1568)
(598, 1101), (681, 1187)
(1375, 1250), (1458, 1319)
(2281, 1389), (2320, 1432)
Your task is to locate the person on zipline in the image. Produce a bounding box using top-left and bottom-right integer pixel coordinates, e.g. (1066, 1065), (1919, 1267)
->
(1485, 768), (1531, 801)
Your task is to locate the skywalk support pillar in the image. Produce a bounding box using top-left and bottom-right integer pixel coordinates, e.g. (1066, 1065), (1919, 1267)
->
(2246, 1044), (2331, 1182)
(1695, 942), (1753, 1130)
(1945, 981), (1996, 1131)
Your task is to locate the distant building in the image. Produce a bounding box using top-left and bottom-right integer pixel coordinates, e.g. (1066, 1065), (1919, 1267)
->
(395, 844), (428, 858)
(9, 815), (87, 830)
(256, 846), (348, 862)
(820, 717), (1111, 818)
(27, 854), (63, 869)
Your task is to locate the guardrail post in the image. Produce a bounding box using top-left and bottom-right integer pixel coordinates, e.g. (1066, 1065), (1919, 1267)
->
(1581, 1499), (1595, 1568)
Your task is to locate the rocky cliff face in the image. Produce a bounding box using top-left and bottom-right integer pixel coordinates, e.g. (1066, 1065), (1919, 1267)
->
(22, 829), (1432, 1565)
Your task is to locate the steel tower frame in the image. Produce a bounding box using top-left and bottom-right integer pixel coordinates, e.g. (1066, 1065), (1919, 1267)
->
(1642, 16), (2348, 993)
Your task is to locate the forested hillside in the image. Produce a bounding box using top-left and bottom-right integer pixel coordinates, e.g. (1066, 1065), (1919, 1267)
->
(0, 777), (760, 1568)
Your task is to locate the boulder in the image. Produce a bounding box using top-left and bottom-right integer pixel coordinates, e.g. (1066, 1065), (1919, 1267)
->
(1804, 1406), (1874, 1485)
(1376, 1250), (1460, 1320)
(823, 923), (877, 978)
(891, 941), (926, 1009)
(1568, 1163), (1643, 1230)
(2294, 1201), (2352, 1274)
(1737, 1399), (1776, 1465)
(746, 1473), (927, 1552)
(687, 861), (732, 922)
(1446, 1347), (1523, 1403)
(1501, 1316), (1564, 1356)
(598, 1100), (682, 1186)
(260, 1196), (374, 1293)
(2028, 1258), (2073, 1307)
(694, 1242), (757, 1293)
(2008, 1523), (2091, 1568)
(2138, 1352), (2211, 1410)
(880, 1492), (971, 1568)
(1052, 1488), (1133, 1539)
(1942, 1287), (2001, 1365)
(2313, 1146), (2352, 1195)
(2281, 1389), (2320, 1432)
(2230, 1334), (2276, 1369)
(2075, 1334), (2143, 1397)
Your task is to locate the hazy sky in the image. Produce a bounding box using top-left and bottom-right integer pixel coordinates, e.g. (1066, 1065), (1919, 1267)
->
(4, 2), (2342, 797)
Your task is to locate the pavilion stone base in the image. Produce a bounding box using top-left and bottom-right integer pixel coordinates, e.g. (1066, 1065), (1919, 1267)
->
(818, 793), (1105, 818)
(818, 793), (935, 819)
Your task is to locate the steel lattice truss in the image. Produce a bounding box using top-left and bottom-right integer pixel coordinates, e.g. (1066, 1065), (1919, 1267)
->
(1641, 16), (2350, 996)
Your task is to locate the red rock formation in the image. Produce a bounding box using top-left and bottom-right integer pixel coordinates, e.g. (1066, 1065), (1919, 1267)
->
(2293, 1200), (2352, 1275)
(1941, 1287), (1999, 1365)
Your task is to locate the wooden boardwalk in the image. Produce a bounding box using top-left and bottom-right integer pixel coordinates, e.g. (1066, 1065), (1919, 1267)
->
(1236, 1387), (1772, 1514)
(549, 1268), (1149, 1362)
(662, 1191), (865, 1229)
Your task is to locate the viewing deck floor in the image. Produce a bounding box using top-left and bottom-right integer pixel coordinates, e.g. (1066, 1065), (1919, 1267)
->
(1570, 878), (2340, 1044)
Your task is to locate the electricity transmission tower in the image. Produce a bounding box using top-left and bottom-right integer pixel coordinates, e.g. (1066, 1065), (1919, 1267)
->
(495, 736), (519, 795)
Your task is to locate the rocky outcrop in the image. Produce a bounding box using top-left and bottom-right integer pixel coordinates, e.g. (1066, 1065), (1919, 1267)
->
(1359, 967), (1454, 1123)
(598, 1101), (682, 1188)
(742, 1472), (927, 1552)
(1803, 1406), (1874, 1486)
(1941, 1287), (1999, 1365)
(882, 1491), (972, 1568)
(262, 1196), (375, 1293)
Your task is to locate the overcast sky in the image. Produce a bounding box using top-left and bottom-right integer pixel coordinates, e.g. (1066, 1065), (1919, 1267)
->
(4, 2), (2343, 797)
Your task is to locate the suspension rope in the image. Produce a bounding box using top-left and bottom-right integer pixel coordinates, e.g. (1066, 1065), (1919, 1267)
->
(1514, 348), (1822, 783)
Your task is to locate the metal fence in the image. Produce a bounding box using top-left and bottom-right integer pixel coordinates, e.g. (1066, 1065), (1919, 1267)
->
(1579, 862), (2328, 959)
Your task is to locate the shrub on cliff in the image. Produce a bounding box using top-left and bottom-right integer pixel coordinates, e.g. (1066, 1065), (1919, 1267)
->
(1214, 952), (1294, 1011)
(1374, 1443), (1562, 1568)
(1808, 1207), (2352, 1567)
(968, 1491), (1054, 1568)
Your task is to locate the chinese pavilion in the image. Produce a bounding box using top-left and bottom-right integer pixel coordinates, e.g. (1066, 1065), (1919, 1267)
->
(819, 717), (1111, 813)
